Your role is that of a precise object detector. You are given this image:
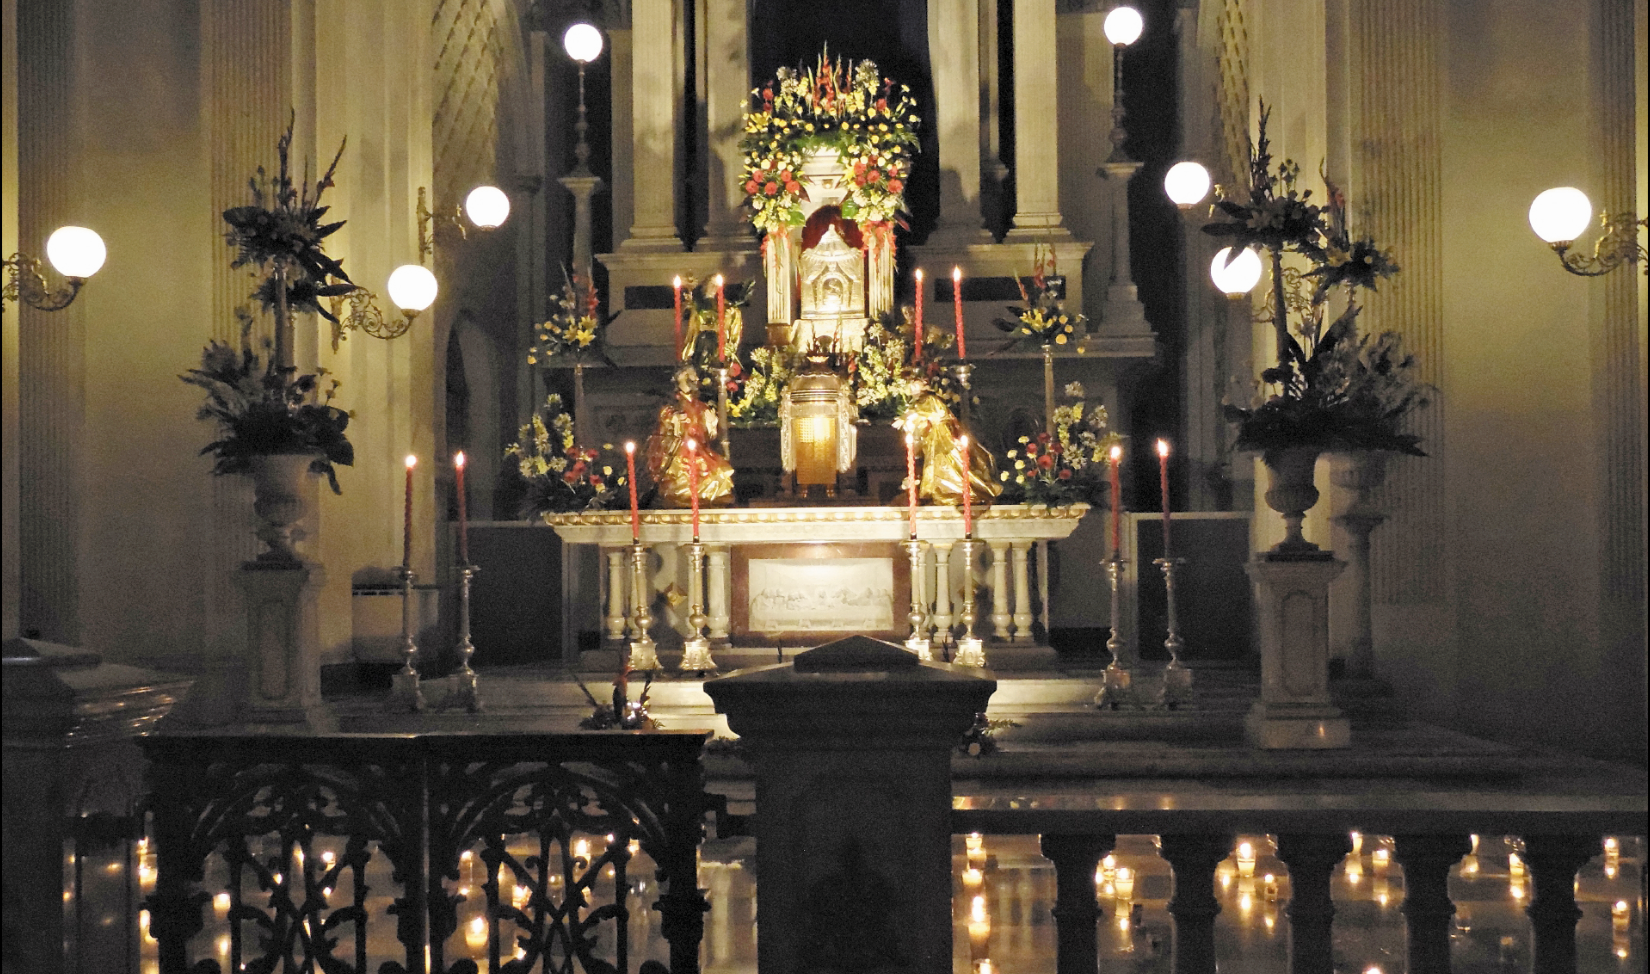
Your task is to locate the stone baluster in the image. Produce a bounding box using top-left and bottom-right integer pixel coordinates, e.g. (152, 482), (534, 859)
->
(605, 547), (629, 643)
(1522, 835), (1598, 974)
(931, 542), (955, 646)
(1277, 833), (1353, 974)
(1391, 834), (1470, 974)
(1160, 834), (1232, 974)
(1040, 833), (1117, 974)
(1010, 541), (1034, 642)
(705, 544), (732, 643)
(988, 540), (1012, 641)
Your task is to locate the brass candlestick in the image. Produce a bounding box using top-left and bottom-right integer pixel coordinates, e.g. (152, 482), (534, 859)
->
(1095, 555), (1133, 708)
(953, 539), (986, 667)
(451, 564), (481, 712)
(904, 539), (932, 661)
(1154, 557), (1193, 709)
(627, 543), (660, 670)
(390, 566), (424, 712)
(679, 541), (716, 672)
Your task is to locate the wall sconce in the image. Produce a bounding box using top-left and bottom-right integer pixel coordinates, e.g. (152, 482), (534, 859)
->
(416, 184), (511, 264)
(1101, 6), (1143, 164)
(1164, 161), (1212, 210)
(1210, 246), (1263, 297)
(2, 226), (106, 312)
(1528, 187), (1647, 277)
(331, 264), (439, 342)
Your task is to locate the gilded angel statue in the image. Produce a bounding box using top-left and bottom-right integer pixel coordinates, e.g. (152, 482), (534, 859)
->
(646, 366), (735, 508)
(902, 391), (1001, 506)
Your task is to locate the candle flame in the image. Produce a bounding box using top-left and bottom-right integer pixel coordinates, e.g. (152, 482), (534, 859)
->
(624, 441), (636, 455)
(1109, 445), (1122, 461)
(713, 273), (724, 286)
(454, 451), (466, 469)
(960, 434), (969, 448)
(952, 266), (961, 281)
(405, 454), (417, 469)
(1156, 439), (1169, 458)
(687, 439), (698, 452)
(672, 275), (682, 287)
(906, 433), (914, 447)
(914, 268), (924, 281)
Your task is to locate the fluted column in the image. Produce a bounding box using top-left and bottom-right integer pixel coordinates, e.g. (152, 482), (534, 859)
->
(1008, 0), (1068, 239)
(1040, 834), (1117, 974)
(927, 0), (988, 242)
(1010, 541), (1033, 642)
(988, 540), (1011, 640)
(1276, 833), (1353, 974)
(1160, 834), (1232, 974)
(1522, 835), (1597, 974)
(621, 0), (682, 251)
(699, 0), (749, 247)
(1392, 833), (1471, 974)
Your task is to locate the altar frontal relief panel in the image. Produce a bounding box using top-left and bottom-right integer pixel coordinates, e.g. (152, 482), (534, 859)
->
(734, 543), (909, 643)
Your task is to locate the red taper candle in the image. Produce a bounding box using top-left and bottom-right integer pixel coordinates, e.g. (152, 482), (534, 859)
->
(624, 442), (640, 543)
(913, 268), (925, 361)
(403, 454), (417, 570)
(1156, 439), (1172, 559)
(951, 266), (966, 359)
(1108, 445), (1123, 560)
(686, 439), (702, 541)
(672, 275), (683, 359)
(454, 451), (469, 565)
(714, 274), (727, 360)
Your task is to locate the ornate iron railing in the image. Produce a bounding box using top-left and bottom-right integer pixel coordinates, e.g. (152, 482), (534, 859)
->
(141, 732), (713, 974)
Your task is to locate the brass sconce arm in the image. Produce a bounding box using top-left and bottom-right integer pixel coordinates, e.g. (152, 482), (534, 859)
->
(1551, 212), (1648, 277)
(2, 253), (86, 312)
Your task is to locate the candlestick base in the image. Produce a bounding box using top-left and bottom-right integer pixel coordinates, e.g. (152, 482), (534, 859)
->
(680, 637), (716, 673)
(447, 563), (482, 713)
(904, 636), (933, 661)
(953, 636), (986, 668)
(390, 666), (424, 713)
(1094, 555), (1134, 710)
(1153, 557), (1192, 710)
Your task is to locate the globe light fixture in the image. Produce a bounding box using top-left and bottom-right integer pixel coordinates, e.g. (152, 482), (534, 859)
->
(387, 264), (439, 316)
(3, 225), (106, 312)
(1103, 6), (1144, 46)
(1210, 246), (1263, 297)
(1528, 186), (1646, 277)
(463, 185), (510, 230)
(563, 22), (603, 63)
(1164, 162), (1212, 209)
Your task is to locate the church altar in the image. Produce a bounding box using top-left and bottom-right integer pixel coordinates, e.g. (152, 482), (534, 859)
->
(544, 504), (1086, 665)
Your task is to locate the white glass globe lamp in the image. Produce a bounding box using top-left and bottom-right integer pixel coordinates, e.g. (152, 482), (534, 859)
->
(1103, 6), (1144, 46)
(563, 23), (603, 63)
(464, 185), (510, 229)
(1528, 187), (1593, 245)
(1211, 247), (1263, 297)
(45, 226), (107, 279)
(387, 265), (439, 316)
(1164, 162), (1212, 209)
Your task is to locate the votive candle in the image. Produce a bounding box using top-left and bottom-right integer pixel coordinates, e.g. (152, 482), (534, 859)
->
(686, 439), (702, 540)
(1108, 445), (1123, 560)
(959, 434), (973, 537)
(672, 275), (683, 359)
(951, 266), (966, 359)
(913, 268), (924, 360)
(714, 274), (726, 360)
(454, 452), (469, 565)
(1156, 439), (1171, 558)
(403, 455), (417, 569)
(624, 442), (640, 543)
(905, 431), (919, 539)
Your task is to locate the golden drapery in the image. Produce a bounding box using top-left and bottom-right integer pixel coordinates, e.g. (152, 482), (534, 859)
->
(646, 382), (735, 508)
(907, 392), (1001, 506)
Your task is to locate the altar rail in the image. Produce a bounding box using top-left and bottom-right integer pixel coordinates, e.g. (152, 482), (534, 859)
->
(953, 798), (1647, 974)
(140, 731), (714, 974)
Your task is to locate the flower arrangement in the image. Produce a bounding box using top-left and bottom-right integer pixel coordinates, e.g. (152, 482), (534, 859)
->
(574, 666), (658, 731)
(504, 394), (628, 516)
(740, 51), (920, 233)
(995, 252), (1084, 348)
(181, 311), (354, 493)
(221, 116), (354, 328)
(997, 383), (1122, 506)
(1206, 103), (1428, 457)
(727, 343), (800, 427)
(527, 272), (615, 367)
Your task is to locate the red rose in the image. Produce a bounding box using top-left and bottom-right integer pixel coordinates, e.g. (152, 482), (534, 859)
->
(1036, 432), (1051, 443)
(875, 98), (888, 111)
(1025, 443), (1038, 457)
(563, 471), (579, 484)
(1057, 469), (1072, 480)
(887, 179), (903, 193)
(785, 181), (800, 194)
(745, 180), (759, 194)
(764, 182), (779, 196)
(728, 362), (743, 378)
(1038, 455), (1054, 470)
(590, 476), (604, 487)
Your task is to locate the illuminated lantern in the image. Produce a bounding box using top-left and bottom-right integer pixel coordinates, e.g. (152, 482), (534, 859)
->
(780, 350), (856, 496)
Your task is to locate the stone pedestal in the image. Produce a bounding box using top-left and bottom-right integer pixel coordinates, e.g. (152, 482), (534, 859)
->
(704, 636), (994, 974)
(235, 563), (328, 726)
(1244, 556), (1350, 749)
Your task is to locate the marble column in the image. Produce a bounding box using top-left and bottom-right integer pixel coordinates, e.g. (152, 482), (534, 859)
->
(1522, 835), (1596, 974)
(1392, 833), (1471, 974)
(706, 544), (731, 643)
(988, 540), (1012, 641)
(1276, 833), (1353, 974)
(930, 542), (955, 646)
(605, 547), (629, 643)
(1160, 834), (1231, 974)
(621, 0), (682, 251)
(1040, 834), (1116, 974)
(927, 0), (989, 242)
(1007, 0), (1069, 240)
(698, 0), (749, 248)
(1010, 541), (1034, 642)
